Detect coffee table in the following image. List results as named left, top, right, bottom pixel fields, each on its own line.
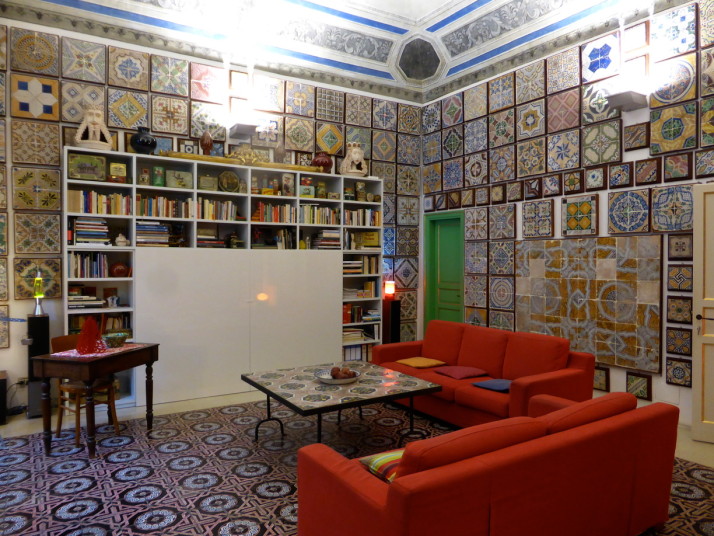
left=240, top=361, right=441, bottom=443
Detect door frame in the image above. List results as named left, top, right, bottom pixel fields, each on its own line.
left=423, top=211, right=465, bottom=329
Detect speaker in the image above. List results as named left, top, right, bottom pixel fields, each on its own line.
left=26, top=314, right=50, bottom=419
left=0, top=370, right=7, bottom=425
left=382, top=299, right=401, bottom=344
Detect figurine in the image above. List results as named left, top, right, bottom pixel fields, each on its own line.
left=75, top=105, right=113, bottom=150
left=340, top=142, right=368, bottom=176
left=115, top=233, right=130, bottom=247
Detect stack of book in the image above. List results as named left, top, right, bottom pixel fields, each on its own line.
left=342, top=328, right=366, bottom=343
left=136, top=220, right=170, bottom=247
left=67, top=295, right=106, bottom=309
left=71, top=218, right=111, bottom=246
left=311, top=229, right=340, bottom=249
left=196, top=224, right=226, bottom=248
left=343, top=260, right=363, bottom=274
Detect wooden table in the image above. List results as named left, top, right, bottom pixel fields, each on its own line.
left=31, top=343, right=159, bottom=458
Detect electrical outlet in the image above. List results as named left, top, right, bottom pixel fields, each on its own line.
left=17, top=377, right=29, bottom=386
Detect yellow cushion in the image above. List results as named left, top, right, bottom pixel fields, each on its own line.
left=396, top=357, right=446, bottom=368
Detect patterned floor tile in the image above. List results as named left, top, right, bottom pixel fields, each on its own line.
left=608, top=190, right=650, bottom=234
left=562, top=195, right=598, bottom=236
left=421, top=102, right=441, bottom=133
left=522, top=199, right=554, bottom=239
left=108, top=88, right=148, bottom=129
left=11, top=28, right=59, bottom=76
left=191, top=101, right=226, bottom=141
left=581, top=120, right=621, bottom=166
left=108, top=46, right=149, bottom=90
left=286, top=81, right=315, bottom=117
left=421, top=163, right=442, bottom=194
left=11, top=167, right=60, bottom=211
left=373, top=99, right=397, bottom=130
left=465, top=152, right=488, bottom=186
left=284, top=117, right=314, bottom=152
left=547, top=130, right=580, bottom=171
left=546, top=47, right=580, bottom=94
left=11, top=120, right=60, bottom=166
left=465, top=241, right=488, bottom=274
left=489, top=276, right=515, bottom=310
left=10, top=74, right=59, bottom=121
left=464, top=118, right=487, bottom=154
left=316, top=87, right=344, bottom=123
left=489, top=109, right=515, bottom=148
left=667, top=296, right=692, bottom=324
left=397, top=134, right=421, bottom=165
left=650, top=102, right=697, bottom=155
left=581, top=82, right=620, bottom=125
left=464, top=83, right=488, bottom=120
left=190, top=63, right=226, bottom=104
left=397, top=103, right=420, bottom=134
left=441, top=94, right=463, bottom=127
left=465, top=207, right=488, bottom=240
left=651, top=184, right=693, bottom=232
left=396, top=196, right=419, bottom=226
left=489, top=205, right=515, bottom=240
left=516, top=99, right=546, bottom=140
left=442, top=126, right=463, bottom=159
left=372, top=130, right=397, bottom=162
left=515, top=60, right=545, bottom=104
left=651, top=4, right=696, bottom=61
left=581, top=31, right=620, bottom=83
left=315, top=122, right=344, bottom=155
left=396, top=227, right=419, bottom=256
left=650, top=53, right=697, bottom=109
left=61, top=81, right=105, bottom=124
left=151, top=55, right=189, bottom=96
left=14, top=213, right=61, bottom=254
left=547, top=88, right=580, bottom=133
left=489, top=145, right=515, bottom=183
left=62, top=37, right=106, bottom=83
left=464, top=275, right=488, bottom=308
left=516, top=138, right=546, bottom=178
left=488, top=73, right=514, bottom=113
left=394, top=258, right=418, bottom=289
left=345, top=93, right=371, bottom=126
left=422, top=131, right=442, bottom=164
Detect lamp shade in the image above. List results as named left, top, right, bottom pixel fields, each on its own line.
left=384, top=280, right=396, bottom=297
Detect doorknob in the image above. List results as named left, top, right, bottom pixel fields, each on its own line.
left=696, top=314, right=714, bottom=321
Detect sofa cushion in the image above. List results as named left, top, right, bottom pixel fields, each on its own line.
left=536, top=392, right=638, bottom=434
left=359, top=448, right=404, bottom=483
left=421, top=320, right=465, bottom=365
left=502, top=332, right=570, bottom=380
left=413, top=370, right=491, bottom=402
left=397, top=417, right=547, bottom=478
left=434, top=365, right=488, bottom=379
left=457, top=325, right=509, bottom=378
left=454, top=384, right=510, bottom=418
left=473, top=379, right=512, bottom=392
left=396, top=357, right=446, bottom=368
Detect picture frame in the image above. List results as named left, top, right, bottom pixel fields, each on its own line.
left=626, top=371, right=652, bottom=401
left=67, top=154, right=106, bottom=181
left=668, top=233, right=694, bottom=260
left=593, top=365, right=610, bottom=392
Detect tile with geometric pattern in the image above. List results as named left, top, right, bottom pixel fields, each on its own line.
left=489, top=310, right=515, bottom=331
left=608, top=190, right=650, bottom=234
left=562, top=195, right=598, bottom=236
left=397, top=289, right=417, bottom=319
left=515, top=60, right=545, bottom=105
left=465, top=152, right=488, bottom=186
left=651, top=184, right=694, bottom=232
left=488, top=205, right=515, bottom=240
left=397, top=134, right=421, bottom=165
left=489, top=276, right=515, bottom=311
left=666, top=296, right=693, bottom=324
left=635, top=158, right=662, bottom=186
left=489, top=108, right=515, bottom=148
left=11, top=120, right=60, bottom=166
left=464, top=83, right=488, bottom=120
left=394, top=257, right=418, bottom=289
left=11, top=167, right=60, bottom=211
left=488, top=73, right=514, bottom=113
left=396, top=196, right=419, bottom=226
left=396, top=227, right=419, bottom=256
left=546, top=47, right=580, bottom=94
left=464, top=117, right=488, bottom=154
left=649, top=53, right=697, bottom=109
left=372, top=130, right=397, bottom=162
left=62, top=37, right=106, bottom=83
left=191, top=102, right=226, bottom=141
left=284, top=117, right=314, bottom=152
left=442, top=126, right=463, bottom=159
left=581, top=31, right=620, bottom=83
left=489, top=145, right=515, bottom=183
left=421, top=163, right=442, bottom=194
left=441, top=93, right=463, bottom=127
left=190, top=63, right=226, bottom=104
left=650, top=102, right=697, bottom=155
left=397, top=103, right=420, bottom=134
left=61, top=81, right=105, bottom=124
left=522, top=199, right=554, bottom=239
left=397, top=165, right=419, bottom=196
left=150, top=55, right=189, bottom=97
left=422, top=131, right=442, bottom=165
left=581, top=82, right=620, bottom=125
left=316, top=87, right=344, bottom=123
left=315, top=122, right=344, bottom=155
left=286, top=81, right=315, bottom=117
left=489, top=241, right=515, bottom=275
left=547, top=130, right=580, bottom=171
left=108, top=46, right=149, bottom=90
left=516, top=138, right=546, bottom=178
left=464, top=275, right=488, bottom=308
left=666, top=327, right=692, bottom=356
left=14, top=213, right=61, bottom=254
left=667, top=264, right=693, bottom=292
left=443, top=158, right=464, bottom=190
left=10, top=74, right=59, bottom=121
left=108, top=88, right=148, bottom=129
left=465, top=241, right=488, bottom=274
left=373, top=99, right=397, bottom=130
left=11, top=28, right=59, bottom=76
left=14, top=257, right=62, bottom=300
left=421, top=102, right=441, bottom=134
left=345, top=93, right=371, bottom=127
left=516, top=99, right=546, bottom=140
left=547, top=88, right=580, bottom=133
left=465, top=207, right=488, bottom=241
left=651, top=4, right=696, bottom=61
left=581, top=119, right=621, bottom=166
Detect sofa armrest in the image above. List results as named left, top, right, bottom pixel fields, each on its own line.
left=372, top=341, right=424, bottom=365
left=509, top=369, right=592, bottom=417
left=527, top=394, right=579, bottom=417
left=298, top=444, right=391, bottom=536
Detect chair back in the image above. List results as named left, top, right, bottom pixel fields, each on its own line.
left=51, top=334, right=80, bottom=353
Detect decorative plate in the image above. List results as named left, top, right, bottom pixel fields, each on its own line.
left=314, top=369, right=361, bottom=385
left=218, top=170, right=239, bottom=192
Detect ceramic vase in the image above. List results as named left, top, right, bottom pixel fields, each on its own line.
left=311, top=151, right=333, bottom=173
left=129, top=127, right=157, bottom=155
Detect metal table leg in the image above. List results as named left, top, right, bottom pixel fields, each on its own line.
left=253, top=395, right=285, bottom=440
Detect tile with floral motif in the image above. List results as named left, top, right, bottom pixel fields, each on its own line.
left=516, top=99, right=545, bottom=140
left=546, top=47, right=579, bottom=94
left=516, top=137, right=546, bottom=178
left=489, top=108, right=515, bottom=148
left=547, top=129, right=580, bottom=171
left=488, top=73, right=514, bottom=113
left=464, top=83, right=488, bottom=120
left=108, top=46, right=149, bottom=90
left=516, top=60, right=545, bottom=104
left=442, top=126, right=463, bottom=159
left=464, top=117, right=488, bottom=154
left=11, top=120, right=60, bottom=166
left=650, top=102, right=697, bottom=155
left=373, top=99, right=397, bottom=130
left=397, top=165, right=419, bottom=196
left=581, top=120, right=621, bottom=166
left=522, top=199, right=554, bottom=239
left=151, top=55, right=189, bottom=97
left=581, top=82, right=620, bottom=125
left=372, top=130, right=397, bottom=162
left=489, top=145, right=515, bottom=183
left=62, top=37, right=106, bottom=83
left=441, top=93, right=463, bottom=127
left=443, top=158, right=464, bottom=190
left=465, top=152, right=488, bottom=186
left=316, top=122, right=344, bottom=155
left=421, top=163, right=442, bottom=194
left=345, top=93, right=371, bottom=126
left=190, top=63, right=226, bottom=103
left=422, top=131, right=442, bottom=164
left=11, top=28, right=59, bottom=76
left=651, top=4, right=696, bottom=62
left=397, top=103, right=420, bottom=134
left=421, top=102, right=441, bottom=133
left=12, top=167, right=60, bottom=211
left=286, top=81, right=315, bottom=117
left=285, top=117, right=314, bottom=152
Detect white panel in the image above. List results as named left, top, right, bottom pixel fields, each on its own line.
left=134, top=248, right=252, bottom=405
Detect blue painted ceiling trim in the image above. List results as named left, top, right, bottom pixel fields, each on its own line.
left=283, top=0, right=409, bottom=35
left=446, top=0, right=618, bottom=77
left=426, top=0, right=495, bottom=33
left=43, top=0, right=227, bottom=40
left=263, top=46, right=396, bottom=79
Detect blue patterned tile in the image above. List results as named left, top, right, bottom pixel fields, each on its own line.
left=465, top=241, right=488, bottom=274
left=651, top=4, right=697, bottom=61
left=372, top=130, right=397, bottom=162
left=443, top=158, right=464, bottom=190
left=522, top=199, right=554, bottom=238
left=422, top=131, right=442, bottom=164
left=489, top=241, right=515, bottom=275
left=373, top=99, right=397, bottom=130
left=465, top=207, right=488, bottom=240
left=422, top=163, right=442, bottom=194
left=651, top=184, right=694, bottom=232
left=383, top=193, right=396, bottom=224
left=489, top=310, right=515, bottom=330
left=397, top=165, right=419, bottom=195
left=442, top=125, right=463, bottom=158
left=465, top=152, right=488, bottom=186
left=397, top=134, right=421, bottom=165
left=285, top=81, right=315, bottom=117
left=489, top=276, right=515, bottom=310
left=608, top=190, right=650, bottom=234
left=382, top=257, right=394, bottom=280
left=421, top=102, right=440, bottom=133
left=383, top=226, right=396, bottom=256
left=547, top=130, right=580, bottom=171
left=581, top=31, right=620, bottom=83
left=489, top=204, right=516, bottom=240
left=465, top=275, right=488, bottom=308
left=150, top=55, right=188, bottom=96
left=346, top=126, right=371, bottom=159
left=395, top=257, right=418, bottom=289
left=489, top=145, right=515, bottom=183
left=488, top=73, right=514, bottom=113
left=464, top=117, right=487, bottom=154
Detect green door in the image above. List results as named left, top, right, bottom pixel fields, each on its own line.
left=424, top=212, right=464, bottom=326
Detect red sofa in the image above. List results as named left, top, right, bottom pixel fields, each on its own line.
left=297, top=393, right=679, bottom=536
left=371, top=320, right=595, bottom=427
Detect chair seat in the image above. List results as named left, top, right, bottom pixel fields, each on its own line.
left=60, top=377, right=113, bottom=394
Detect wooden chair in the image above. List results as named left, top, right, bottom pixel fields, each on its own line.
left=51, top=334, right=120, bottom=446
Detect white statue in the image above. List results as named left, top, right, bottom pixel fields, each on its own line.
left=75, top=105, right=113, bottom=150
left=114, top=233, right=130, bottom=247
left=340, top=142, right=368, bottom=176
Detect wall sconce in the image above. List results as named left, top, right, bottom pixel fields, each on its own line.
left=599, top=74, right=649, bottom=111
left=384, top=280, right=396, bottom=300
left=33, top=269, right=45, bottom=316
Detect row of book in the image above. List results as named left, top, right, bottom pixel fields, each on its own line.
left=344, top=230, right=381, bottom=251
left=196, top=197, right=247, bottom=222
left=343, top=280, right=377, bottom=299
left=67, top=295, right=106, bottom=309
left=299, top=204, right=340, bottom=225
left=251, top=202, right=297, bottom=223
left=342, top=325, right=380, bottom=343
left=342, top=304, right=381, bottom=324
left=135, top=194, right=193, bottom=218
left=67, top=190, right=132, bottom=215
left=68, top=312, right=131, bottom=335
left=251, top=228, right=295, bottom=249
left=68, top=217, right=111, bottom=246
left=343, top=208, right=382, bottom=227
left=310, top=229, right=340, bottom=249
left=343, top=256, right=379, bottom=274
left=342, top=343, right=373, bottom=361
left=67, top=251, right=116, bottom=279
left=136, top=220, right=170, bottom=247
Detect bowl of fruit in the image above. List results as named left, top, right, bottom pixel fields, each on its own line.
left=314, top=366, right=361, bottom=385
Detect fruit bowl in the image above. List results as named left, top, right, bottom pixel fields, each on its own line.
left=314, top=369, right=361, bottom=385
left=102, top=332, right=128, bottom=348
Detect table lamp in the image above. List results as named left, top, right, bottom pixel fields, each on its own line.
left=33, top=269, right=44, bottom=315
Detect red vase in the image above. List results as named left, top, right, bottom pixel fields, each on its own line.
left=76, top=316, right=106, bottom=354
left=311, top=151, right=333, bottom=173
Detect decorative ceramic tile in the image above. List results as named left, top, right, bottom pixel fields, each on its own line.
left=11, top=167, right=60, bottom=211
left=396, top=227, right=419, bottom=256
left=506, top=181, right=523, bottom=203
left=61, top=37, right=106, bottom=83
left=286, top=81, right=315, bottom=117
left=462, top=188, right=475, bottom=207
left=11, top=28, right=59, bottom=76
left=593, top=366, right=610, bottom=391
left=562, top=195, right=598, bottom=236
left=702, top=0, right=714, bottom=48
left=284, top=117, right=314, bottom=152
left=581, top=32, right=620, bottom=83
left=372, top=161, right=395, bottom=182
left=489, top=109, right=515, bottom=148
left=465, top=207, right=488, bottom=240
left=11, top=120, right=60, bottom=166
left=542, top=174, right=562, bottom=197
left=524, top=178, right=541, bottom=199
left=664, top=152, right=692, bottom=181
left=650, top=53, right=697, bottom=109
left=397, top=103, right=420, bottom=134
left=608, top=162, right=633, bottom=189
left=515, top=60, right=545, bottom=104
left=465, top=152, right=488, bottom=186
left=396, top=290, right=417, bottom=321
left=547, top=129, right=580, bottom=171
left=489, top=310, right=515, bottom=331
left=547, top=88, right=580, bottom=133
left=624, top=122, right=650, bottom=151
left=489, top=205, right=516, bottom=240
left=441, top=94, right=463, bottom=127
left=581, top=82, right=619, bottom=125
left=61, top=81, right=105, bottom=124
left=489, top=241, right=515, bottom=275
left=396, top=165, right=419, bottom=195
left=14, top=213, right=61, bottom=254
left=249, top=114, right=282, bottom=148
left=489, top=276, right=515, bottom=311
left=701, top=97, right=714, bottom=148
left=447, top=191, right=462, bottom=209
left=315, top=87, right=344, bottom=123
left=441, top=126, right=463, bottom=159
left=345, top=93, right=371, bottom=127
left=372, top=130, right=397, bottom=162
left=373, top=99, right=397, bottom=130
left=382, top=193, right=396, bottom=224
left=651, top=185, right=694, bottom=232
left=400, top=322, right=417, bottom=342
left=343, top=126, right=369, bottom=159
left=10, top=74, right=59, bottom=121
left=463, top=83, right=488, bottom=120
left=421, top=102, right=441, bottom=133
left=0, top=72, right=5, bottom=116
left=701, top=48, right=714, bottom=97
left=651, top=4, right=697, bottom=62
left=442, top=158, right=464, bottom=190
left=666, top=327, right=692, bottom=356
left=14, top=258, right=62, bottom=300
left=584, top=166, right=607, bottom=191
left=563, top=171, right=584, bottom=194
left=108, top=46, right=149, bottom=90
left=546, top=47, right=580, bottom=94
left=666, top=357, right=692, bottom=387
left=191, top=102, right=226, bottom=141
left=696, top=148, right=714, bottom=178
left=465, top=241, right=488, bottom=274
left=635, top=158, right=662, bottom=185
left=474, top=186, right=490, bottom=206
left=515, top=99, right=546, bottom=140
left=0, top=119, right=6, bottom=162
left=423, top=195, right=435, bottom=212
left=252, top=74, right=284, bottom=113
left=668, top=234, right=693, bottom=260
left=667, top=296, right=693, bottom=324
left=421, top=163, right=442, bottom=194
left=608, top=190, right=650, bottom=234
left=489, top=145, right=515, bottom=183
left=434, top=193, right=447, bottom=210
left=313, top=122, right=343, bottom=156
left=465, top=307, right=488, bottom=326
left=514, top=137, right=545, bottom=178
left=464, top=118, right=487, bottom=154
left=626, top=371, right=652, bottom=401
left=0, top=168, right=6, bottom=210
left=0, top=258, right=7, bottom=301
left=107, top=88, right=148, bottom=129
left=0, top=213, right=5, bottom=254
left=150, top=55, right=189, bottom=97
left=581, top=120, right=621, bottom=166
left=394, top=257, right=418, bottom=289
left=190, top=63, right=226, bottom=104
left=464, top=275, right=488, bottom=308
left=488, top=73, right=514, bottom=113
left=383, top=226, right=396, bottom=256
left=667, top=264, right=693, bottom=292
left=422, top=131, right=442, bottom=164
left=0, top=26, right=6, bottom=70
left=490, top=184, right=506, bottom=205
left=522, top=199, right=554, bottom=239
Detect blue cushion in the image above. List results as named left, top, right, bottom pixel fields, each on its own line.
left=473, top=379, right=512, bottom=392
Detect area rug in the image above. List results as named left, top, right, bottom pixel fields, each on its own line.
left=0, top=401, right=711, bottom=536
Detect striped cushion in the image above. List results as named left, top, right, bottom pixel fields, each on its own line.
left=358, top=448, right=405, bottom=483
